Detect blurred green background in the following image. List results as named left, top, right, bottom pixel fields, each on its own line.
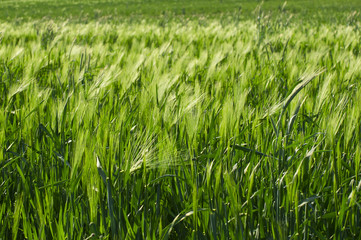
left=1, top=0, right=361, bottom=23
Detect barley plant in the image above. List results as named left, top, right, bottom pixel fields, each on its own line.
left=1, top=1, right=361, bottom=239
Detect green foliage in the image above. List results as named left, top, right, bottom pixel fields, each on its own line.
left=0, top=0, right=361, bottom=24
left=1, top=2, right=361, bottom=239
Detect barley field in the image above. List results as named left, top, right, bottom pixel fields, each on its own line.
left=1, top=1, right=361, bottom=239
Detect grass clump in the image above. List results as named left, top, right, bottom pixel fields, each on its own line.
left=1, top=3, right=361, bottom=239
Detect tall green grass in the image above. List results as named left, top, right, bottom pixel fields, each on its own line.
left=1, top=10, right=361, bottom=239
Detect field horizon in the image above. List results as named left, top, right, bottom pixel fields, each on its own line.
left=1, top=0, right=361, bottom=23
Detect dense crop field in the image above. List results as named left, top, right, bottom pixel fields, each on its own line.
left=1, top=1, right=361, bottom=239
